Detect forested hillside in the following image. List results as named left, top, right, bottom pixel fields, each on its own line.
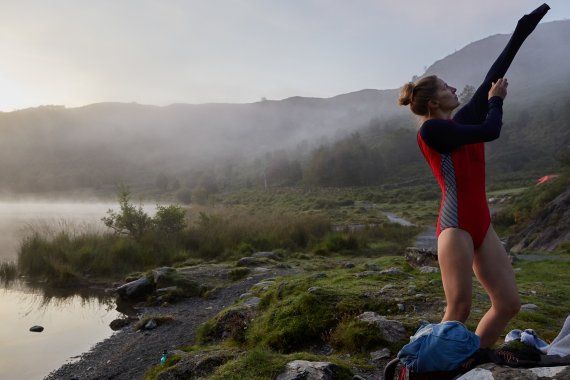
left=1, top=20, right=568, bottom=197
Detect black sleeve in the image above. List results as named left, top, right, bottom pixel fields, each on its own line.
left=453, top=3, right=549, bottom=125
left=420, top=97, right=503, bottom=153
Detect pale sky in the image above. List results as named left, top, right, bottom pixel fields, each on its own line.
left=0, top=0, right=568, bottom=111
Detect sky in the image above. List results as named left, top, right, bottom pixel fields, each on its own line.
left=0, top=0, right=569, bottom=111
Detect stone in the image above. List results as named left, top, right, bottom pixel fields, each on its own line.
left=116, top=277, right=154, bottom=301
left=380, top=268, right=410, bottom=276
left=144, top=319, right=158, bottom=330
left=397, top=304, right=405, bottom=312
left=236, top=257, right=263, bottom=267
left=308, top=287, right=320, bottom=293
left=405, top=247, right=438, bottom=268
left=457, top=363, right=570, bottom=379
left=380, top=284, right=394, bottom=292
left=357, top=312, right=407, bottom=342
left=252, top=251, right=277, bottom=259
left=152, top=267, right=177, bottom=288
left=276, top=360, right=341, bottom=380
left=239, top=292, right=253, bottom=299
left=521, top=303, right=539, bottom=311
left=370, top=348, right=391, bottom=362
left=243, top=297, right=261, bottom=308
left=419, top=266, right=439, bottom=273
left=355, top=271, right=382, bottom=277
left=343, top=262, right=355, bottom=268
left=109, top=317, right=137, bottom=331
left=253, top=281, right=274, bottom=287
left=156, top=349, right=238, bottom=380
left=254, top=267, right=270, bottom=272
left=29, top=325, right=44, bottom=333
left=313, top=272, right=327, bottom=279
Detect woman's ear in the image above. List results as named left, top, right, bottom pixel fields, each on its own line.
left=428, top=99, right=439, bottom=109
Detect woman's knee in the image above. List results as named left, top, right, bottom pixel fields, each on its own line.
left=494, top=296, right=521, bottom=318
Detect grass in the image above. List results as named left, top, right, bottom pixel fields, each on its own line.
left=17, top=201, right=420, bottom=284
left=0, top=261, right=17, bottom=284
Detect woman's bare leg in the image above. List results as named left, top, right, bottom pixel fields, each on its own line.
left=438, top=228, right=475, bottom=322
left=473, top=226, right=521, bottom=348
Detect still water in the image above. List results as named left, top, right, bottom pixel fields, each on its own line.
left=0, top=201, right=155, bottom=380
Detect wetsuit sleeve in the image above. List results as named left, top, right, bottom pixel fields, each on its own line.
left=420, top=96, right=503, bottom=153
left=453, top=3, right=549, bottom=124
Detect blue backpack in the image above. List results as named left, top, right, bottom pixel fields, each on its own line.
left=397, top=321, right=480, bottom=372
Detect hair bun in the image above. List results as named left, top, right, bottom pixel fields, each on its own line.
left=398, top=82, right=415, bottom=106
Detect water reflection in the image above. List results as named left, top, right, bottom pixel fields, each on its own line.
left=0, top=280, right=123, bottom=380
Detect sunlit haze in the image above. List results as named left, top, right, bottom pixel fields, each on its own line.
left=1, top=0, right=569, bottom=111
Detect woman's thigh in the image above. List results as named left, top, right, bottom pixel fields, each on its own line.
left=473, top=226, right=519, bottom=306
left=438, top=228, right=475, bottom=304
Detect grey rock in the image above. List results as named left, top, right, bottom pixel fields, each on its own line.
left=397, top=303, right=405, bottom=312
left=405, top=247, right=438, bottom=268
left=521, top=303, right=539, bottom=311
left=236, top=257, right=263, bottom=267
left=380, top=284, right=395, bottom=292
left=457, top=363, right=570, bottom=379
left=357, top=312, right=407, bottom=343
left=252, top=251, right=277, bottom=259
left=308, top=287, right=320, bottom=293
left=156, top=350, right=238, bottom=380
left=29, top=325, right=44, bottom=333
left=254, top=267, right=270, bottom=272
left=380, top=268, right=409, bottom=276
left=370, top=348, right=391, bottom=362
left=276, top=360, right=341, bottom=380
left=253, top=281, right=274, bottom=287
left=419, top=266, right=439, bottom=273
left=116, top=277, right=154, bottom=301
left=243, top=297, right=261, bottom=308
left=144, top=319, right=158, bottom=330
left=364, top=263, right=381, bottom=271
left=109, top=318, right=137, bottom=331
left=343, top=262, right=355, bottom=268
left=355, top=271, right=382, bottom=277
left=152, top=267, right=176, bottom=288
left=156, top=286, right=178, bottom=294
left=239, top=292, right=253, bottom=299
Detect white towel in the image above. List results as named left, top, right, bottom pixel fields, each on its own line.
left=547, top=316, right=570, bottom=357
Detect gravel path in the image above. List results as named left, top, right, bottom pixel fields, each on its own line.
left=44, top=270, right=291, bottom=380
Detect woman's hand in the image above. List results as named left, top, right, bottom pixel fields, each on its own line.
left=489, top=78, right=508, bottom=99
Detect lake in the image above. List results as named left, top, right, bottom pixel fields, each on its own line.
left=0, top=201, right=155, bottom=380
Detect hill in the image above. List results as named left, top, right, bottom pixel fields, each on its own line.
left=1, top=20, right=569, bottom=195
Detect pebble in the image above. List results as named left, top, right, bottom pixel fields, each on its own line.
left=29, top=325, right=44, bottom=333
left=521, top=303, right=539, bottom=311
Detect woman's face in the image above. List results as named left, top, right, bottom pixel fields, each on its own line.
left=434, top=78, right=459, bottom=111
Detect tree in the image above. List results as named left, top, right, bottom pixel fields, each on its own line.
left=102, top=189, right=152, bottom=240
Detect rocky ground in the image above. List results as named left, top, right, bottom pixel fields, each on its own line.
left=45, top=263, right=297, bottom=380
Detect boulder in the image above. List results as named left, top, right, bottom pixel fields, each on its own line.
left=152, top=267, right=177, bottom=288
left=252, top=251, right=277, bottom=259
left=243, top=297, right=261, bottom=308
left=419, top=266, right=439, bottom=273
left=276, top=360, right=341, bottom=380
left=109, top=317, right=137, bottom=331
left=457, top=363, right=570, bottom=379
left=357, top=312, right=407, bottom=343
left=116, top=277, right=154, bottom=300
left=405, top=247, right=438, bottom=268
left=370, top=348, right=391, bottom=362
left=236, top=257, right=263, bottom=267
left=156, top=350, right=238, bottom=380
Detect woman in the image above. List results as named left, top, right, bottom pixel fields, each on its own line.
left=398, top=4, right=549, bottom=349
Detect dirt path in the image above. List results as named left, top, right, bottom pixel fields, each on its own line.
left=45, top=270, right=292, bottom=380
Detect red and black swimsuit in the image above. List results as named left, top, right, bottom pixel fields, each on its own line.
left=417, top=4, right=549, bottom=248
